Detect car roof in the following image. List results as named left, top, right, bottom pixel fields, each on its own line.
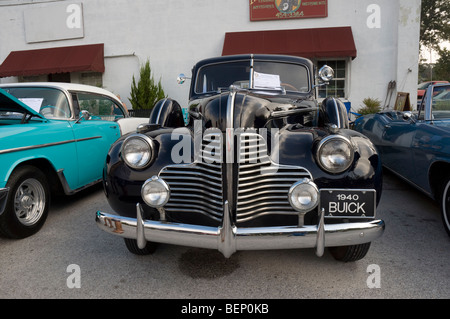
left=0, top=82, right=121, bottom=101
left=193, top=54, right=313, bottom=68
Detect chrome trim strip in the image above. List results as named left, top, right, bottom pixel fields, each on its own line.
left=225, top=91, right=236, bottom=164
left=0, top=136, right=102, bottom=155
left=333, top=98, right=341, bottom=128
left=271, top=108, right=310, bottom=118
left=57, top=169, right=101, bottom=195
left=249, top=54, right=254, bottom=88
left=226, top=92, right=237, bottom=220
left=155, top=98, right=168, bottom=124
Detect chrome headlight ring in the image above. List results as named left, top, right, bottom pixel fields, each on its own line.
left=121, top=134, right=155, bottom=170
left=141, top=176, right=170, bottom=208
left=288, top=179, right=319, bottom=213
left=317, top=135, right=355, bottom=174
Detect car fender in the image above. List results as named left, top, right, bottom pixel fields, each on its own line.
left=0, top=121, right=79, bottom=190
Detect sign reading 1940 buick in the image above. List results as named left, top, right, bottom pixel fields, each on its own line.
left=250, top=0, right=328, bottom=21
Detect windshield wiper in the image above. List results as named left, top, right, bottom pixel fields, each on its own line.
left=21, top=112, right=46, bottom=124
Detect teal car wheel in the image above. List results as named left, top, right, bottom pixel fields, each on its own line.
left=0, top=166, right=49, bottom=239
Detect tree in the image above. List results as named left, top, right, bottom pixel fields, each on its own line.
left=129, top=59, right=166, bottom=110
left=420, top=0, right=450, bottom=50
left=433, top=48, right=450, bottom=80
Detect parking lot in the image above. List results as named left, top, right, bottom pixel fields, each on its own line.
left=0, top=170, right=449, bottom=300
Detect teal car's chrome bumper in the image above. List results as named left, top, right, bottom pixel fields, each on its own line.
left=96, top=202, right=385, bottom=258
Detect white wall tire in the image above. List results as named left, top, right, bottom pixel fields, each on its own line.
left=0, top=166, right=49, bottom=239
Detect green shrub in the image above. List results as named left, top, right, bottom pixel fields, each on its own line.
left=358, top=97, right=382, bottom=115
left=129, top=59, right=166, bottom=110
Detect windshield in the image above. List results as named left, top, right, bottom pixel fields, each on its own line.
left=3, top=87, right=71, bottom=119
left=195, top=60, right=310, bottom=94
left=418, top=82, right=431, bottom=90
left=432, top=85, right=450, bottom=120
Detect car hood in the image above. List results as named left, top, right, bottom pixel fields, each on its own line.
left=0, top=88, right=46, bottom=120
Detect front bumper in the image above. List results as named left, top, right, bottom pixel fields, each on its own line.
left=96, top=201, right=385, bottom=258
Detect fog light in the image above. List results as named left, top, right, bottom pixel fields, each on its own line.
left=288, top=179, right=319, bottom=213
left=141, top=176, right=170, bottom=208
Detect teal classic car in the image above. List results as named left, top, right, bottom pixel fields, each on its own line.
left=0, top=83, right=146, bottom=239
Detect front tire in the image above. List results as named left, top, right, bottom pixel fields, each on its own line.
left=441, top=179, right=450, bottom=237
left=124, top=238, right=158, bottom=255
left=329, top=243, right=371, bottom=262
left=0, top=166, right=50, bottom=239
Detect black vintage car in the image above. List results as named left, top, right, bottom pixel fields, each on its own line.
left=96, top=54, right=385, bottom=262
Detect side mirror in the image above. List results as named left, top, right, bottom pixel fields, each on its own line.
left=177, top=74, right=191, bottom=85
left=76, top=110, right=91, bottom=123
left=402, top=111, right=416, bottom=123
left=81, top=110, right=91, bottom=120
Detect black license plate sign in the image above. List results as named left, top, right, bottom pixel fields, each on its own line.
left=320, top=189, right=376, bottom=218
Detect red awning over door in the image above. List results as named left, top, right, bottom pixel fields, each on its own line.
left=222, top=27, right=357, bottom=59
left=0, top=43, right=105, bottom=78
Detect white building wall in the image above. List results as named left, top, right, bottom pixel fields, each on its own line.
left=0, top=0, right=421, bottom=111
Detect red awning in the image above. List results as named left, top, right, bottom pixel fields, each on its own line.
left=222, top=27, right=357, bottom=59
left=0, top=43, right=105, bottom=78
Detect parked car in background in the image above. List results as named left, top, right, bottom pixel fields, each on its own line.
left=0, top=83, right=147, bottom=238
left=417, top=81, right=449, bottom=105
left=96, top=54, right=385, bottom=262
left=354, top=83, right=450, bottom=236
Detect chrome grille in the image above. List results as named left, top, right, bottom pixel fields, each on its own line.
left=236, top=132, right=312, bottom=223
left=159, top=132, right=223, bottom=222
left=159, top=131, right=312, bottom=224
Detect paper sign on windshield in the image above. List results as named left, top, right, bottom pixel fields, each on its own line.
left=19, top=98, right=44, bottom=112
left=254, top=72, right=281, bottom=89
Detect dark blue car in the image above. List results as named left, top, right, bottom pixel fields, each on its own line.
left=354, top=83, right=450, bottom=236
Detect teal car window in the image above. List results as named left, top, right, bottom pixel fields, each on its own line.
left=4, top=87, right=71, bottom=119
left=77, top=93, right=125, bottom=121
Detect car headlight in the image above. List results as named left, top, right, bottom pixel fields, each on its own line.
left=141, top=176, right=170, bottom=208
left=317, top=135, right=354, bottom=174
left=121, top=134, right=155, bottom=169
left=288, top=179, right=319, bottom=213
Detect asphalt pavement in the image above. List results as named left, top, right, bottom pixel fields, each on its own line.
left=0, top=170, right=449, bottom=300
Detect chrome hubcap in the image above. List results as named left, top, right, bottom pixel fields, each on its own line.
left=14, top=178, right=46, bottom=226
